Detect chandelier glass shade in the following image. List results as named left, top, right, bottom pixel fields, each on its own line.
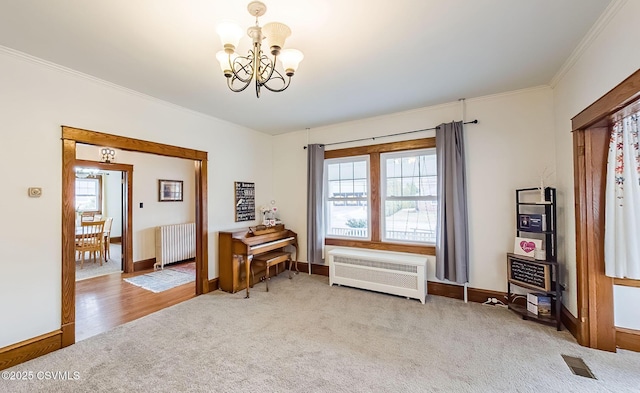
left=216, top=1, right=304, bottom=98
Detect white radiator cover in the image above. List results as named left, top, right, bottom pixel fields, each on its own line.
left=154, top=222, right=196, bottom=269
left=328, top=248, right=427, bottom=304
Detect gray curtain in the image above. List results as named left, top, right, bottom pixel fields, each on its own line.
left=435, top=121, right=469, bottom=284
left=307, top=144, right=325, bottom=265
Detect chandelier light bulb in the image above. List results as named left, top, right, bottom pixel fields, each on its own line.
left=216, top=51, right=237, bottom=77
left=279, top=49, right=304, bottom=76
left=216, top=22, right=243, bottom=53
left=262, top=22, right=291, bottom=56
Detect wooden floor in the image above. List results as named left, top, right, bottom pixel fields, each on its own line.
left=75, top=265, right=195, bottom=342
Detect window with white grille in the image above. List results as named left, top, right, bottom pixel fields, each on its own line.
left=75, top=178, right=101, bottom=212
left=324, top=156, right=370, bottom=239
left=381, top=149, right=437, bottom=244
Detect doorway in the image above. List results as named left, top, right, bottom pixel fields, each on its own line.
left=572, top=69, right=640, bottom=352
left=73, top=160, right=133, bottom=275
left=61, top=126, right=209, bottom=347
left=74, top=168, right=123, bottom=280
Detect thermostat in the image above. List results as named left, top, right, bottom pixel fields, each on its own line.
left=28, top=187, right=42, bottom=198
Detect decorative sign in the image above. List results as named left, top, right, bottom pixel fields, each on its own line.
left=508, top=257, right=551, bottom=292
left=234, top=182, right=255, bottom=222
left=513, top=236, right=542, bottom=257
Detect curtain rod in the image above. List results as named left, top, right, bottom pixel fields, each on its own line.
left=303, top=119, right=478, bottom=149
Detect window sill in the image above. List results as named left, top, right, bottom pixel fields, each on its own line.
left=325, top=238, right=435, bottom=255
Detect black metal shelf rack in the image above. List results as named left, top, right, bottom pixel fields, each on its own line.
left=507, top=187, right=562, bottom=331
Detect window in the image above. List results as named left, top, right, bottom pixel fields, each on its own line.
left=381, top=149, right=437, bottom=243
left=323, top=138, right=437, bottom=254
left=325, top=156, right=370, bottom=239
left=75, top=177, right=101, bottom=212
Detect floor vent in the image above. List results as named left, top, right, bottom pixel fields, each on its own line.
left=561, top=355, right=597, bottom=379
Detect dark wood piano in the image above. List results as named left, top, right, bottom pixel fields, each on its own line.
left=218, top=224, right=298, bottom=298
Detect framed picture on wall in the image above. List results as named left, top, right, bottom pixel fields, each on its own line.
left=158, top=179, right=183, bottom=202
left=235, top=181, right=255, bottom=222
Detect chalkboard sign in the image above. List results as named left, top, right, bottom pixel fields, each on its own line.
left=508, top=257, right=551, bottom=292
left=234, top=182, right=255, bottom=222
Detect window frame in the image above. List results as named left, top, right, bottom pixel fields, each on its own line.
left=75, top=176, right=103, bottom=214
left=324, top=155, right=371, bottom=241
left=324, top=138, right=436, bottom=256
left=380, top=148, right=437, bottom=245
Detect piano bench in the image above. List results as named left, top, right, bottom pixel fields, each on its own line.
left=251, top=251, right=292, bottom=292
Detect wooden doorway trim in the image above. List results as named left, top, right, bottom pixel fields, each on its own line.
left=74, top=159, right=134, bottom=273
left=573, top=126, right=615, bottom=351
left=571, top=68, right=640, bottom=351
left=61, top=126, right=209, bottom=347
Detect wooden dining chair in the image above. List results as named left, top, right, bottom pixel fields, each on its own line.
left=102, top=217, right=113, bottom=262
left=80, top=212, right=95, bottom=222
left=75, top=220, right=105, bottom=269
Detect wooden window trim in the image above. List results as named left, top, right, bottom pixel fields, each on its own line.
left=614, top=278, right=640, bottom=288
left=324, top=138, right=436, bottom=159
left=324, top=138, right=436, bottom=255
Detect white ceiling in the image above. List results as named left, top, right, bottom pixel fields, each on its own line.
left=0, top=0, right=611, bottom=135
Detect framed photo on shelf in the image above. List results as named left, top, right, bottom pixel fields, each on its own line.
left=518, top=213, right=546, bottom=232
left=519, top=214, right=531, bottom=230
left=158, top=179, right=183, bottom=202
left=513, top=236, right=542, bottom=257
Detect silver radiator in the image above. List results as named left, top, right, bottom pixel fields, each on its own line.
left=154, top=222, right=196, bottom=269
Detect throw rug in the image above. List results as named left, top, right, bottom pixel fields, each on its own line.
left=124, top=265, right=195, bottom=293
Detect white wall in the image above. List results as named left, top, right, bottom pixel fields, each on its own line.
left=103, top=170, right=122, bottom=238
left=0, top=48, right=272, bottom=348
left=77, top=146, right=196, bottom=261
left=552, top=0, right=640, bottom=323
left=273, top=86, right=556, bottom=292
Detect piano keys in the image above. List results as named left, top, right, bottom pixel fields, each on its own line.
left=250, top=236, right=295, bottom=251
left=218, top=225, right=298, bottom=297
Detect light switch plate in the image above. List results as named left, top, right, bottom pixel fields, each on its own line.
left=28, top=187, right=42, bottom=198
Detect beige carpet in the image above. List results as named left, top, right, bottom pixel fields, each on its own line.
left=2, top=274, right=639, bottom=392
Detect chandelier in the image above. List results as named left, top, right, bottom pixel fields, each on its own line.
left=215, top=1, right=304, bottom=98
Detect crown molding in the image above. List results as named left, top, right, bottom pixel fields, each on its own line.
left=0, top=45, right=255, bottom=133
left=465, top=85, right=551, bottom=104
left=0, top=45, right=169, bottom=106
left=550, top=0, right=628, bottom=88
